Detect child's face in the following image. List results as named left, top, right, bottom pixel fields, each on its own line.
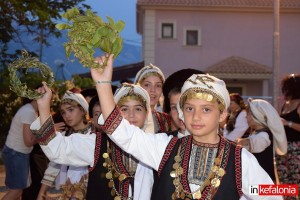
left=246, top=111, right=256, bottom=129
left=60, top=103, right=85, bottom=129
left=140, top=75, right=163, bottom=108
left=119, top=99, right=147, bottom=129
left=229, top=100, right=240, bottom=112
left=92, top=104, right=102, bottom=130
left=182, top=98, right=227, bottom=142
left=169, top=93, right=185, bottom=132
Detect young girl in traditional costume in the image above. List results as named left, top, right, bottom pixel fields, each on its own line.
left=134, top=64, right=172, bottom=133
left=223, top=93, right=249, bottom=141
left=236, top=98, right=287, bottom=182
left=37, top=91, right=91, bottom=200
left=90, top=54, right=281, bottom=200
left=31, top=84, right=155, bottom=200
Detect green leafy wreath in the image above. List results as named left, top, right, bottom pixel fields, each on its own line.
left=56, top=7, right=125, bottom=68
left=8, top=50, right=55, bottom=99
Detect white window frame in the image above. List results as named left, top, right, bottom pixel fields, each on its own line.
left=159, top=21, right=176, bottom=39
left=183, top=27, right=201, bottom=46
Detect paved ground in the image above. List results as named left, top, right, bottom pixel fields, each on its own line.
left=0, top=165, right=6, bottom=198
left=0, top=164, right=63, bottom=199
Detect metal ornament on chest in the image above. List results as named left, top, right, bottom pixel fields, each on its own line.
left=170, top=142, right=226, bottom=199
left=102, top=142, right=135, bottom=200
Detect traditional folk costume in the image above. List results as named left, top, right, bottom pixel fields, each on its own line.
left=31, top=85, right=155, bottom=200
left=239, top=99, right=287, bottom=181
left=223, top=94, right=249, bottom=141
left=99, top=74, right=281, bottom=200
left=134, top=63, right=172, bottom=133
left=39, top=91, right=90, bottom=200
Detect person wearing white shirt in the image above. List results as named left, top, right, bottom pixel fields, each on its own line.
left=236, top=98, right=287, bottom=182
left=223, top=93, right=249, bottom=141
left=31, top=84, right=155, bottom=200
left=32, top=55, right=282, bottom=200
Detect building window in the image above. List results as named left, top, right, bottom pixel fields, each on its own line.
left=184, top=28, right=201, bottom=46
left=161, top=23, right=174, bottom=39
left=186, top=30, right=198, bottom=45
left=227, top=86, right=243, bottom=95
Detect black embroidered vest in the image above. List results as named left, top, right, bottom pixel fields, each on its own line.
left=151, top=136, right=242, bottom=200
left=86, top=133, right=112, bottom=200
left=87, top=132, right=135, bottom=200
left=252, top=129, right=275, bottom=181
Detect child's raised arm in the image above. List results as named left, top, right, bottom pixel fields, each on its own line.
left=91, top=54, right=115, bottom=121
left=36, top=81, right=53, bottom=124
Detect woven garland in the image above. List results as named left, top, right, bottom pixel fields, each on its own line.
left=56, top=7, right=125, bottom=68
left=8, top=50, right=54, bottom=99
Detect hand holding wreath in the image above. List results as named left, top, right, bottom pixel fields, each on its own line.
left=56, top=7, right=125, bottom=68
left=8, top=50, right=55, bottom=99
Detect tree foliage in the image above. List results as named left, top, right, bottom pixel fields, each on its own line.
left=0, top=0, right=91, bottom=67
left=0, top=1, right=97, bottom=148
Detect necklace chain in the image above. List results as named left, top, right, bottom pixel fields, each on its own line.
left=171, top=141, right=226, bottom=199
left=102, top=142, right=134, bottom=200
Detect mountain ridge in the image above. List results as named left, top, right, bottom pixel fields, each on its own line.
left=9, top=32, right=142, bottom=80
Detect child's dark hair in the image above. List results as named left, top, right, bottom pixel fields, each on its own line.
left=81, top=88, right=97, bottom=99
left=168, top=87, right=181, bottom=99
left=229, top=93, right=246, bottom=109
left=163, top=68, right=204, bottom=113
left=88, top=95, right=100, bottom=118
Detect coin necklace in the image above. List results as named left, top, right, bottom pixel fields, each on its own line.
left=102, top=142, right=134, bottom=200
left=170, top=143, right=226, bottom=199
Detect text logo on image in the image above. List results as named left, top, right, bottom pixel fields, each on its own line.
left=249, top=184, right=298, bottom=196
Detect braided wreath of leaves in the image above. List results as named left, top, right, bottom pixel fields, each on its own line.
left=56, top=7, right=125, bottom=69
left=8, top=50, right=55, bottom=99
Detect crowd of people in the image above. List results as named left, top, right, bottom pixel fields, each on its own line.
left=1, top=55, right=299, bottom=199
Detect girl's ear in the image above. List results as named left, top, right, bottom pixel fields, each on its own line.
left=219, top=109, right=228, bottom=123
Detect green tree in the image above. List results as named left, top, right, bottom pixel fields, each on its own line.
left=0, top=0, right=91, bottom=68
left=0, top=0, right=94, bottom=148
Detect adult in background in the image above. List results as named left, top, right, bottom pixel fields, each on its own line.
left=1, top=98, right=38, bottom=200
left=276, top=73, right=300, bottom=199
left=223, top=93, right=249, bottom=141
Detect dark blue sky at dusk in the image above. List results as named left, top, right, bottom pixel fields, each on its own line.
left=85, top=0, right=141, bottom=46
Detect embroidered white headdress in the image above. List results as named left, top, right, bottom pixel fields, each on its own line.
left=177, top=74, right=230, bottom=122
left=248, top=98, right=287, bottom=155
left=134, top=63, right=165, bottom=84
left=114, top=83, right=154, bottom=133
left=62, top=91, right=89, bottom=113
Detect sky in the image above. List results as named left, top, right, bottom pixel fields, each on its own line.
left=85, top=0, right=141, bottom=46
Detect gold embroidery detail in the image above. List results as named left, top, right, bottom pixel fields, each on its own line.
left=171, top=144, right=226, bottom=199
left=187, top=75, right=215, bottom=89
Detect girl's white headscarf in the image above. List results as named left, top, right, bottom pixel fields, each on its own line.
left=134, top=63, right=165, bottom=84
left=177, top=74, right=230, bottom=122
left=247, top=98, right=287, bottom=155
left=114, top=83, right=154, bottom=133
left=62, top=91, right=89, bottom=113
